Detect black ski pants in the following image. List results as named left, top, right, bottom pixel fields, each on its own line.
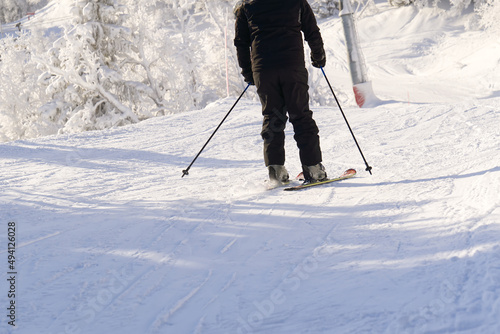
left=254, top=67, right=322, bottom=167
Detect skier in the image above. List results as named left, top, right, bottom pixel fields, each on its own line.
left=234, top=0, right=327, bottom=184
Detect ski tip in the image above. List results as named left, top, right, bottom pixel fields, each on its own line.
left=343, top=168, right=357, bottom=176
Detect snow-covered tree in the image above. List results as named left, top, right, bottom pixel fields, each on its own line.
left=0, top=0, right=28, bottom=24
left=310, top=0, right=340, bottom=18
left=0, top=30, right=50, bottom=141
left=118, top=0, right=190, bottom=115
left=476, top=0, right=499, bottom=30
left=121, top=0, right=240, bottom=114
left=37, top=0, right=140, bottom=134
left=163, top=0, right=209, bottom=109
left=202, top=0, right=248, bottom=95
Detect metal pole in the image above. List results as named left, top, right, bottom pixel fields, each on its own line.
left=339, top=0, right=368, bottom=86
left=339, top=0, right=379, bottom=108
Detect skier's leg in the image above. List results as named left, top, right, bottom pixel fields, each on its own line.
left=280, top=67, right=322, bottom=166
left=254, top=70, right=288, bottom=166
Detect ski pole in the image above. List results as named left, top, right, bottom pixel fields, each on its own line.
left=182, top=83, right=251, bottom=177
left=320, top=67, right=373, bottom=175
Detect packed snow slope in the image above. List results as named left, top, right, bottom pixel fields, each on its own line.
left=1, top=2, right=500, bottom=334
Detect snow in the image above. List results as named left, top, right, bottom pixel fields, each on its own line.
left=1, top=1, right=500, bottom=334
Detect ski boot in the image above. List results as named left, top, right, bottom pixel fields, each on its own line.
left=268, top=165, right=290, bottom=185
left=302, top=163, right=327, bottom=183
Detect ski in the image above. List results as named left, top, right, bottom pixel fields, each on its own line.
left=283, top=168, right=356, bottom=191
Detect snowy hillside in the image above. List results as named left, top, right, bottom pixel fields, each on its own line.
left=1, top=1, right=500, bottom=334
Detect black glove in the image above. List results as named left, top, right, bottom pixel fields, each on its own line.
left=242, top=69, right=254, bottom=85
left=311, top=49, right=326, bottom=68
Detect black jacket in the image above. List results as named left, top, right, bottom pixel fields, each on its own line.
left=234, top=0, right=325, bottom=75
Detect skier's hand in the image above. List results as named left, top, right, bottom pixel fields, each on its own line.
left=311, top=50, right=326, bottom=68
left=243, top=70, right=254, bottom=85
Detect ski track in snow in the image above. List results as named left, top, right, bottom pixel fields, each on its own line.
left=1, top=97, right=498, bottom=334
left=1, top=1, right=500, bottom=334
